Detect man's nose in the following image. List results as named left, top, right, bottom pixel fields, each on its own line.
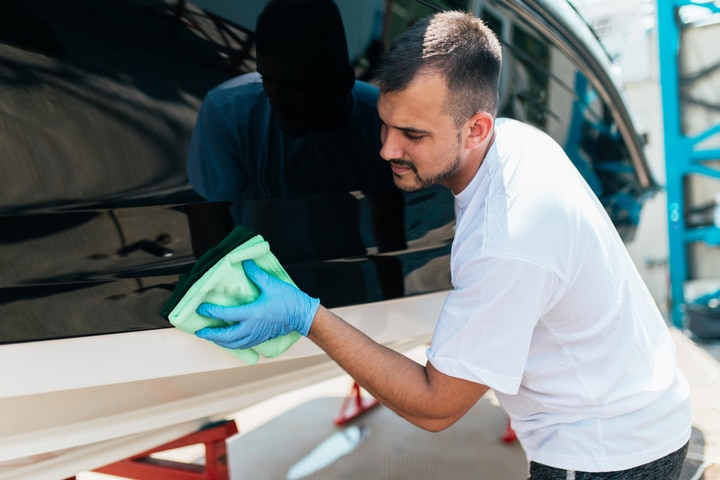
left=380, top=129, right=403, bottom=161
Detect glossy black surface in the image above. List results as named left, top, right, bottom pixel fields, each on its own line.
left=0, top=0, right=656, bottom=342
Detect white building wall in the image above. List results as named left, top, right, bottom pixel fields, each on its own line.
left=573, top=0, right=670, bottom=311
left=574, top=0, right=720, bottom=315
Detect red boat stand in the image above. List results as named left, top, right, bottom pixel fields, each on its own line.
left=334, top=381, right=379, bottom=425
left=501, top=417, right=517, bottom=444
left=67, top=419, right=238, bottom=480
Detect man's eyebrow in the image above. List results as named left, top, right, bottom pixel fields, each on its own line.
left=398, top=126, right=431, bottom=135
left=381, top=121, right=431, bottom=135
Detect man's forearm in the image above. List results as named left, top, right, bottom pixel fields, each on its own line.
left=306, top=305, right=488, bottom=431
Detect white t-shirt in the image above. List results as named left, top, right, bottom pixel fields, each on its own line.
left=427, top=118, right=691, bottom=472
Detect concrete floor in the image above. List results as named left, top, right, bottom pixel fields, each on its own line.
left=674, top=330, right=720, bottom=480
left=78, top=328, right=720, bottom=480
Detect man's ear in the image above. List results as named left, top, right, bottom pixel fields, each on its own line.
left=465, top=112, right=494, bottom=150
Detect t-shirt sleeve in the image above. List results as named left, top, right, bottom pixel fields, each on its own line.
left=186, top=95, right=246, bottom=201
left=427, top=254, right=562, bottom=394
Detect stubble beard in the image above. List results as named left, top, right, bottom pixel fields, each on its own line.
left=391, top=132, right=463, bottom=192
left=390, top=154, right=461, bottom=192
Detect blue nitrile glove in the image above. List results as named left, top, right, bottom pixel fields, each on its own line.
left=195, top=259, right=320, bottom=349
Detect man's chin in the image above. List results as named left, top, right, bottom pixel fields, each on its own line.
left=392, top=175, right=424, bottom=193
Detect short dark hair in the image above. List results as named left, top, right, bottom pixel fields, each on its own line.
left=255, top=0, right=350, bottom=68
left=376, top=11, right=502, bottom=127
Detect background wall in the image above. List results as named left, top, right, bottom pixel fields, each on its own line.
left=573, top=0, right=720, bottom=317
left=572, top=0, right=670, bottom=313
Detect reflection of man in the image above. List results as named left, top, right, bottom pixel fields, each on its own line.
left=186, top=0, right=394, bottom=212
left=186, top=0, right=405, bottom=300
left=195, top=11, right=691, bottom=479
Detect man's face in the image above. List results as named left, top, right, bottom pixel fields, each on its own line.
left=257, top=54, right=343, bottom=136
left=377, top=72, right=467, bottom=193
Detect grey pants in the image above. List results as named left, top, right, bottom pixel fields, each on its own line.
left=528, top=442, right=689, bottom=480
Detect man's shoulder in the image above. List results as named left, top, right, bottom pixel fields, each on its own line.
left=206, top=72, right=265, bottom=105
left=495, top=117, right=553, bottom=142
left=352, top=80, right=380, bottom=105
left=496, top=117, right=538, bottom=134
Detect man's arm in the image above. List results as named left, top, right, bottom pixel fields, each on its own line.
left=308, top=305, right=489, bottom=432
left=194, top=260, right=488, bottom=431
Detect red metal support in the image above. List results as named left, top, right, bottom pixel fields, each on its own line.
left=501, top=417, right=517, bottom=444
left=334, top=381, right=379, bottom=425
left=74, top=419, right=238, bottom=480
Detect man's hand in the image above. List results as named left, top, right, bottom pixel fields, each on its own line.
left=195, top=259, right=320, bottom=349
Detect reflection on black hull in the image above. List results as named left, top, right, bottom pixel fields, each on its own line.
left=1, top=0, right=654, bottom=345
left=0, top=186, right=454, bottom=342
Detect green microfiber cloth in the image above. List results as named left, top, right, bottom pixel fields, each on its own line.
left=162, top=225, right=301, bottom=365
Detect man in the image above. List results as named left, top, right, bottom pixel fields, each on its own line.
left=194, top=10, right=692, bottom=479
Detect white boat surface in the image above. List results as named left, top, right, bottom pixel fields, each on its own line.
left=0, top=292, right=444, bottom=480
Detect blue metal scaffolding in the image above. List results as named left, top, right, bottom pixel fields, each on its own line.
left=657, top=0, right=720, bottom=327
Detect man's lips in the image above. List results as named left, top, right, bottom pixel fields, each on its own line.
left=390, top=162, right=413, bottom=175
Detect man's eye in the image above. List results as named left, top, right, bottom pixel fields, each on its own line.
left=404, top=132, right=424, bottom=142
